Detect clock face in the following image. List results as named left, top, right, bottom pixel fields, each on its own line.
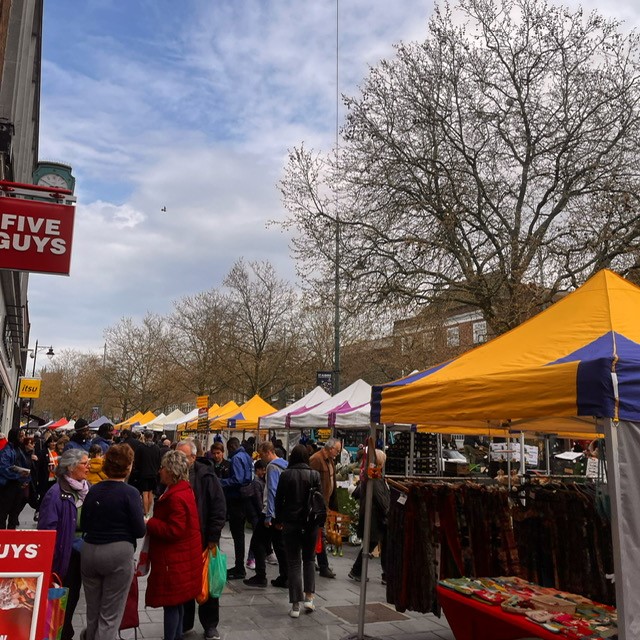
left=37, top=173, right=69, bottom=189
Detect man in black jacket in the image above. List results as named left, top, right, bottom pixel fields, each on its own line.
left=177, top=439, right=226, bottom=640
left=134, top=431, right=161, bottom=516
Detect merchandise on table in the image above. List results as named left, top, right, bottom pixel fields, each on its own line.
left=438, top=576, right=617, bottom=639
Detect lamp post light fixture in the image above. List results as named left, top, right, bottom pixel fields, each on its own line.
left=28, top=339, right=55, bottom=377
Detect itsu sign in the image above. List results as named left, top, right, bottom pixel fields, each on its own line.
left=0, top=192, right=75, bottom=275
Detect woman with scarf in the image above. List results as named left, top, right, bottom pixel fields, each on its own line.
left=38, top=448, right=90, bottom=640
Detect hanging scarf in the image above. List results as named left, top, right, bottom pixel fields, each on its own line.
left=60, top=475, right=89, bottom=506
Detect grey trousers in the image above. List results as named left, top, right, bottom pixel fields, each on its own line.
left=81, top=540, right=135, bottom=640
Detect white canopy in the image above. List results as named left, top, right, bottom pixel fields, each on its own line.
left=171, top=408, right=199, bottom=428
left=140, top=412, right=169, bottom=432
left=288, top=379, right=372, bottom=429
left=259, top=386, right=331, bottom=430
left=161, top=408, right=187, bottom=430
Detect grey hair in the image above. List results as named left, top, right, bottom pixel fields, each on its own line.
left=161, top=449, right=189, bottom=484
left=324, top=437, right=340, bottom=450
left=56, top=449, right=88, bottom=478
left=176, top=439, right=197, bottom=456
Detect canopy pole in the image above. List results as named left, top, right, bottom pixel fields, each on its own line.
left=519, top=432, right=525, bottom=478
left=507, top=437, right=512, bottom=492
left=603, top=418, right=626, bottom=639
left=409, top=429, right=415, bottom=477
left=342, top=425, right=381, bottom=640
left=545, top=435, right=551, bottom=474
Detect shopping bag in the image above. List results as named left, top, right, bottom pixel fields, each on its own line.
left=208, top=545, right=227, bottom=599
left=135, top=534, right=150, bottom=577
left=119, top=571, right=139, bottom=630
left=196, top=548, right=211, bottom=604
left=43, top=574, right=69, bottom=640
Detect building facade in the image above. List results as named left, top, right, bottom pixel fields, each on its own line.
left=0, top=0, right=44, bottom=430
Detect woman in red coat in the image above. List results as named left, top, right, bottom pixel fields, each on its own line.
left=146, top=449, right=202, bottom=640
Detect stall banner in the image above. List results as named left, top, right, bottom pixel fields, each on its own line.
left=18, top=378, right=42, bottom=399
left=0, top=529, right=56, bottom=640
left=0, top=198, right=75, bottom=275
left=197, top=395, right=209, bottom=431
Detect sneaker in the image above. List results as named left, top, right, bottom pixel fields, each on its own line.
left=271, top=576, right=288, bottom=588
left=245, top=558, right=256, bottom=570
left=204, top=628, right=220, bottom=640
left=265, top=552, right=278, bottom=565
left=319, top=567, right=336, bottom=579
left=303, top=598, right=315, bottom=612
left=226, top=568, right=246, bottom=580
left=243, top=575, right=267, bottom=588
left=289, top=603, right=300, bottom=618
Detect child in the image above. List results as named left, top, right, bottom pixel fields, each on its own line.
left=86, top=443, right=107, bottom=484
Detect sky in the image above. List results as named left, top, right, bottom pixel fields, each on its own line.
left=28, top=0, right=640, bottom=355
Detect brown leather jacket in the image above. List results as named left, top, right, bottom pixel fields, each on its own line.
left=309, top=448, right=335, bottom=505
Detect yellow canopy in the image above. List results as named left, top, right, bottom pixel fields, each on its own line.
left=210, top=395, right=277, bottom=431
left=373, top=270, right=640, bottom=435
left=113, top=411, right=145, bottom=429
left=140, top=411, right=156, bottom=425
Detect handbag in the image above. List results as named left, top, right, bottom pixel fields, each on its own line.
left=196, top=548, right=211, bottom=604
left=208, top=545, right=227, bottom=599
left=135, top=534, right=150, bottom=577
left=43, top=573, right=69, bottom=640
left=119, top=572, right=140, bottom=631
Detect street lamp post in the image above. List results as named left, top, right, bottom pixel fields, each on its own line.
left=29, top=339, right=55, bottom=377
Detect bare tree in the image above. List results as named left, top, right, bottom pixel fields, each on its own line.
left=280, top=0, right=640, bottom=334
left=221, top=259, right=303, bottom=398
left=38, top=350, right=103, bottom=419
left=103, top=314, right=171, bottom=419
left=167, top=290, right=229, bottom=397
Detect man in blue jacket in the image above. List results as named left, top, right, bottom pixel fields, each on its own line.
left=221, top=437, right=253, bottom=579
left=0, top=428, right=31, bottom=528
left=243, top=440, right=288, bottom=588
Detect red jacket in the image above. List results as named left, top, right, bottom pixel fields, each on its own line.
left=145, top=480, right=202, bottom=607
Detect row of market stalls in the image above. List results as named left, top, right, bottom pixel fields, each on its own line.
left=32, top=268, right=638, bottom=635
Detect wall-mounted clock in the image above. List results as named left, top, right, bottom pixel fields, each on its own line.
left=32, top=161, right=76, bottom=193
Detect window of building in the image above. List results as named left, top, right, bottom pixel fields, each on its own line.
left=473, top=321, right=487, bottom=344
left=447, top=326, right=460, bottom=347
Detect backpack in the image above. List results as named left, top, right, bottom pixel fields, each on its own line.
left=306, top=471, right=327, bottom=529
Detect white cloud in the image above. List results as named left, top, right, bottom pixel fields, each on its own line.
left=28, top=0, right=640, bottom=351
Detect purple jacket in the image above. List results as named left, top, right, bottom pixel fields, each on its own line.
left=38, top=482, right=80, bottom=578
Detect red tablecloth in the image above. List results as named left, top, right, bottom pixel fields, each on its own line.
left=437, top=585, right=561, bottom=640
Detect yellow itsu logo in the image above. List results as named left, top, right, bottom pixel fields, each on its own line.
left=18, top=378, right=41, bottom=398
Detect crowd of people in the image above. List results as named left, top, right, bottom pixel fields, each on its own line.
left=0, top=421, right=390, bottom=640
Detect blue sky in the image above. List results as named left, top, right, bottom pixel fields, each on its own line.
left=28, top=0, right=640, bottom=354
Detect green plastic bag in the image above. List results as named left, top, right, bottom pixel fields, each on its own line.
left=208, top=545, right=227, bottom=599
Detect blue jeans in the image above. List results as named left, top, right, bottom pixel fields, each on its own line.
left=164, top=604, right=184, bottom=640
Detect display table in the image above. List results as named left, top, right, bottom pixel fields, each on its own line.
left=437, top=585, right=561, bottom=640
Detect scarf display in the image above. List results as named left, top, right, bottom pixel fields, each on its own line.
left=385, top=479, right=614, bottom=615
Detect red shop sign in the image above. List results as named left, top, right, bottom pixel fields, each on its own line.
left=0, top=197, right=75, bottom=275
left=0, top=529, right=56, bottom=640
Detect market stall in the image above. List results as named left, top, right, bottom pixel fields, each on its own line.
left=371, top=269, right=640, bottom=638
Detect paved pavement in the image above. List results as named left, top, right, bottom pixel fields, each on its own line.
left=19, top=506, right=454, bottom=640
